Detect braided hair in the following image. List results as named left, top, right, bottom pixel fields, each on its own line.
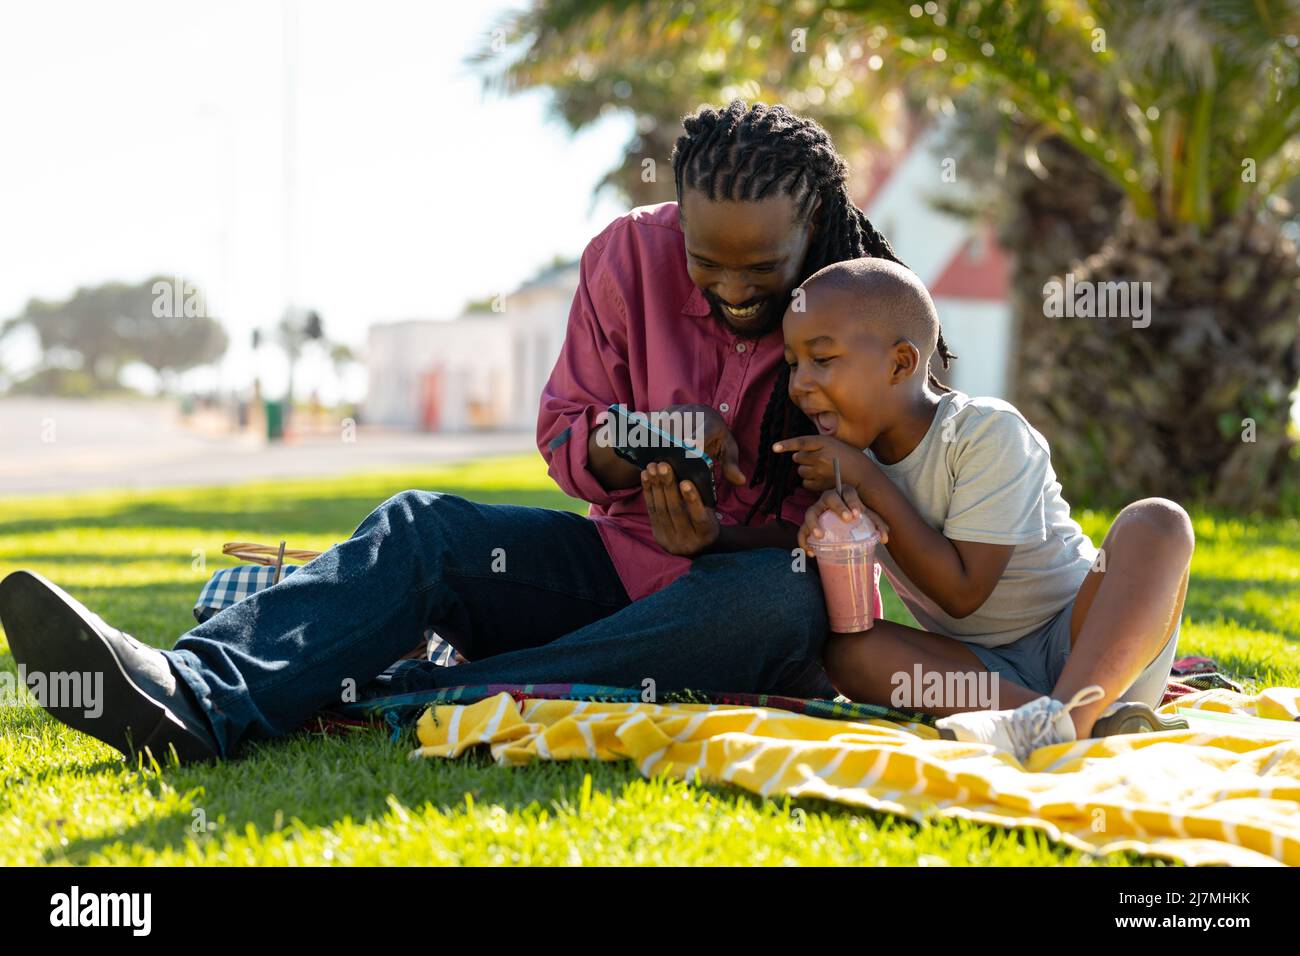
left=671, top=100, right=957, bottom=525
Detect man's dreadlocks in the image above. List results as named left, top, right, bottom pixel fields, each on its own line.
left=670, top=99, right=957, bottom=524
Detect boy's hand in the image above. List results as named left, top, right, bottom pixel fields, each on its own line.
left=642, top=461, right=720, bottom=556
left=772, top=435, right=869, bottom=493
left=798, top=486, right=890, bottom=557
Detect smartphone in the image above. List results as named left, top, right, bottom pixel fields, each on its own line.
left=605, top=403, right=717, bottom=508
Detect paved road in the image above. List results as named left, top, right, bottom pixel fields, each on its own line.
left=0, top=398, right=536, bottom=496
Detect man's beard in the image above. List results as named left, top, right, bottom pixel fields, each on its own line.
left=702, top=289, right=788, bottom=339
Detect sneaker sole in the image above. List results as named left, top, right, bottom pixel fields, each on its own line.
left=1091, top=700, right=1188, bottom=737
left=0, top=570, right=217, bottom=764
left=936, top=703, right=1189, bottom=743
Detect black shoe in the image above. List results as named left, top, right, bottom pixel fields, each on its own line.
left=0, top=570, right=220, bottom=764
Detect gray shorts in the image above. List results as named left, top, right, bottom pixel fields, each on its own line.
left=965, top=597, right=1179, bottom=710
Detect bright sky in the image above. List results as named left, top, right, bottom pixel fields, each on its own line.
left=0, top=0, right=632, bottom=401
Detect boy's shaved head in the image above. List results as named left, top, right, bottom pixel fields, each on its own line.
left=801, top=257, right=939, bottom=363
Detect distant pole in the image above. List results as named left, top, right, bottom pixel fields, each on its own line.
left=282, top=0, right=299, bottom=418
left=197, top=102, right=235, bottom=395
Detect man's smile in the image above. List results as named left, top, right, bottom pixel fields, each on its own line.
left=706, top=292, right=784, bottom=336
left=720, top=299, right=762, bottom=321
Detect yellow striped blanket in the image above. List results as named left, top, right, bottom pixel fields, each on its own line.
left=410, top=686, right=1300, bottom=866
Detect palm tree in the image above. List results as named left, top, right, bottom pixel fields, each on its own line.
left=477, top=0, right=1300, bottom=509
left=470, top=1, right=901, bottom=206
left=480, top=1, right=1300, bottom=509
left=859, top=0, right=1300, bottom=509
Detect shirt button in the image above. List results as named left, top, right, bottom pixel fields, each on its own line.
left=714, top=512, right=723, bottom=521
left=736, top=342, right=746, bottom=353
left=719, top=402, right=729, bottom=413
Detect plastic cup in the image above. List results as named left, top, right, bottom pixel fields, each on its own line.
left=815, top=509, right=880, bottom=632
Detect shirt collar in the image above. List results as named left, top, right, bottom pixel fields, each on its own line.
left=681, top=284, right=712, bottom=319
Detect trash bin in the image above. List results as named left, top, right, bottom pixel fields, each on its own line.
left=264, top=399, right=284, bottom=441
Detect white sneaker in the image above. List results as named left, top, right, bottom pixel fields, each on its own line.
left=934, top=685, right=1105, bottom=764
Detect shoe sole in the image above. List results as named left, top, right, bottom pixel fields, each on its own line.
left=0, top=570, right=218, bottom=764
left=935, top=702, right=1189, bottom=743
left=1092, top=701, right=1188, bottom=737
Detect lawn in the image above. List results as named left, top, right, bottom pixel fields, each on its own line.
left=1, top=453, right=1297, bottom=866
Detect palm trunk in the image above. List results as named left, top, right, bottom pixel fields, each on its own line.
left=1000, top=136, right=1300, bottom=510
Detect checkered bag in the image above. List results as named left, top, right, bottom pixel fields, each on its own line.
left=192, top=561, right=459, bottom=667
left=193, top=564, right=303, bottom=623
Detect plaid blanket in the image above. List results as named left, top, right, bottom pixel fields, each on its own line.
left=194, top=564, right=458, bottom=666
left=332, top=683, right=934, bottom=737
left=1162, top=655, right=1244, bottom=704
left=323, top=655, right=1247, bottom=738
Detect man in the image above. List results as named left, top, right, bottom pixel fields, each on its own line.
left=0, top=101, right=906, bottom=763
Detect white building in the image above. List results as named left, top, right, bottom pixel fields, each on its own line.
left=505, top=262, right=581, bottom=429
left=366, top=120, right=1012, bottom=430
left=365, top=314, right=512, bottom=430
left=365, top=261, right=577, bottom=431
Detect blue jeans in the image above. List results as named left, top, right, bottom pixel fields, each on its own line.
left=166, top=490, right=836, bottom=757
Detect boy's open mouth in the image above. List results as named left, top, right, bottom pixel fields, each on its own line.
left=809, top=410, right=838, bottom=436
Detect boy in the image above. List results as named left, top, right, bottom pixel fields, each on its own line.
left=770, top=258, right=1193, bottom=763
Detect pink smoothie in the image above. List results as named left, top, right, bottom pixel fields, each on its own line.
left=815, top=511, right=879, bottom=632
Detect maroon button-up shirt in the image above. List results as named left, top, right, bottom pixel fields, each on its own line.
left=537, top=201, right=817, bottom=601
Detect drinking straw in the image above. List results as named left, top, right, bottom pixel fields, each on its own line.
left=834, top=456, right=842, bottom=498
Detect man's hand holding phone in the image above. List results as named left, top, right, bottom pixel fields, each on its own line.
left=606, top=402, right=748, bottom=557
left=641, top=460, right=720, bottom=556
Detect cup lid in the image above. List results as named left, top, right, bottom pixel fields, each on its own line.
left=817, top=509, right=880, bottom=545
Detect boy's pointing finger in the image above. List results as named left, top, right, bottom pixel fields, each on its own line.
left=772, top=436, right=818, bottom=454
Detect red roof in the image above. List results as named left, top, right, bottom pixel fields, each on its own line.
left=852, top=113, right=1010, bottom=303
left=929, top=226, right=1009, bottom=301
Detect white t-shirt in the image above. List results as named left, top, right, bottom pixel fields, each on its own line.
left=865, top=390, right=1098, bottom=648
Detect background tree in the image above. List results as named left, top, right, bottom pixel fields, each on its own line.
left=275, top=308, right=324, bottom=413
left=853, top=0, right=1300, bottom=509
left=127, top=275, right=229, bottom=392
left=1, top=276, right=229, bottom=395
left=476, top=0, right=1300, bottom=510
left=328, top=341, right=356, bottom=382
left=471, top=1, right=901, bottom=206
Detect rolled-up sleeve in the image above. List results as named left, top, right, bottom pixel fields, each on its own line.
left=537, top=236, right=640, bottom=507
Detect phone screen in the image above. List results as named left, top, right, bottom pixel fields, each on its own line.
left=605, top=404, right=718, bottom=508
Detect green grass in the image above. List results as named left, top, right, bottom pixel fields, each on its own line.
left=1, top=454, right=1297, bottom=866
